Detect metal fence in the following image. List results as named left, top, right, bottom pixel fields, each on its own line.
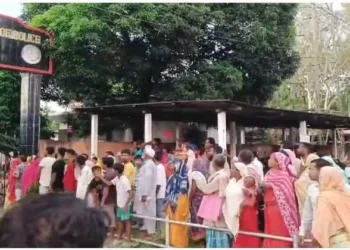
left=131, top=214, right=312, bottom=248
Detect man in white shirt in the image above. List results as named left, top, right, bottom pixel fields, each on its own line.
left=135, top=146, right=157, bottom=237
left=39, top=146, right=56, bottom=194
left=76, top=155, right=93, bottom=200
left=299, top=158, right=350, bottom=245
left=154, top=150, right=166, bottom=236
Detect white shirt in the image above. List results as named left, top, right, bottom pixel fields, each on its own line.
left=76, top=165, right=94, bottom=200
left=112, top=175, right=131, bottom=208
left=299, top=181, right=350, bottom=236
left=156, top=163, right=166, bottom=199
left=252, top=158, right=264, bottom=182
left=299, top=182, right=319, bottom=237
left=39, top=156, right=56, bottom=186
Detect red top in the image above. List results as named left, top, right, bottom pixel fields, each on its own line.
left=63, top=163, right=77, bottom=192
left=8, top=158, right=21, bottom=203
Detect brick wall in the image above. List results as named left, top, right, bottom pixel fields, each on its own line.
left=39, top=140, right=133, bottom=157
left=39, top=140, right=340, bottom=158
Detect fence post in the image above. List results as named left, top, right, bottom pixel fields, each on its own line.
left=292, top=234, right=299, bottom=248
left=165, top=215, right=170, bottom=247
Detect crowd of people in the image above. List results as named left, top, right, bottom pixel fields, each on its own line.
left=1, top=137, right=350, bottom=248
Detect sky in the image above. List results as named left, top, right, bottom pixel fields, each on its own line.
left=0, top=2, right=66, bottom=114
left=0, top=2, right=23, bottom=18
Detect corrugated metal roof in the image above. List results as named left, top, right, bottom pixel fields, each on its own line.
left=75, top=100, right=350, bottom=129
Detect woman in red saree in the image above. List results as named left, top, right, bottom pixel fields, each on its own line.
left=4, top=155, right=21, bottom=210
left=263, top=152, right=299, bottom=248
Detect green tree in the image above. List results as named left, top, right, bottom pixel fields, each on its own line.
left=25, top=3, right=299, bottom=106
left=22, top=3, right=299, bottom=137
left=0, top=71, right=55, bottom=140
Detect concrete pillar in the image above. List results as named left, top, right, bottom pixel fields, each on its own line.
left=175, top=123, right=181, bottom=149
left=240, top=127, right=245, bottom=145
left=124, top=128, right=133, bottom=142
left=299, top=121, right=307, bottom=135
left=230, top=122, right=237, bottom=157
left=144, top=113, right=152, bottom=142
left=91, top=114, right=98, bottom=156
left=299, top=121, right=309, bottom=142
left=19, top=73, right=42, bottom=156
left=217, top=111, right=227, bottom=152
left=334, top=129, right=338, bottom=158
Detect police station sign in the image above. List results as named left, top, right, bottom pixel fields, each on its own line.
left=0, top=14, right=54, bottom=75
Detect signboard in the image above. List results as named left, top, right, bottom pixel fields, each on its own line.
left=0, top=14, right=54, bottom=75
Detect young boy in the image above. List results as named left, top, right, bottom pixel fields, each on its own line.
left=100, top=157, right=117, bottom=238
left=132, top=155, right=143, bottom=228
left=120, top=149, right=136, bottom=187
left=98, top=163, right=133, bottom=242
left=14, top=155, right=28, bottom=201
left=87, top=166, right=104, bottom=208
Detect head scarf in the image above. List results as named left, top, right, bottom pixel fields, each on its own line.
left=312, top=167, right=350, bottom=248
left=281, top=149, right=299, bottom=177
left=7, top=157, right=21, bottom=204
left=295, top=153, right=319, bottom=213
left=264, top=152, right=299, bottom=237
left=237, top=162, right=259, bottom=205
left=322, top=156, right=348, bottom=184
left=165, top=159, right=188, bottom=212
left=235, top=162, right=249, bottom=178
left=223, top=162, right=246, bottom=237
left=246, top=164, right=262, bottom=187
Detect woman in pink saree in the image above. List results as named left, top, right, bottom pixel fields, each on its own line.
left=263, top=152, right=299, bottom=248
left=21, top=157, right=41, bottom=197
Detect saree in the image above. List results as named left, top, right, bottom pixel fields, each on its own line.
left=282, top=149, right=301, bottom=178
left=4, top=158, right=21, bottom=210
left=21, top=158, right=41, bottom=197
left=295, top=153, right=319, bottom=214
left=234, top=163, right=262, bottom=248
left=312, top=167, right=350, bottom=248
left=206, top=229, right=232, bottom=248
left=322, top=156, right=348, bottom=184
left=263, top=152, right=299, bottom=248
left=190, top=158, right=209, bottom=241
left=167, top=194, right=190, bottom=247
left=165, top=159, right=189, bottom=247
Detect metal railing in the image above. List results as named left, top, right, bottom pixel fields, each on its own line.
left=131, top=214, right=312, bottom=248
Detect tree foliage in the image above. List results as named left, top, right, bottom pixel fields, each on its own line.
left=24, top=3, right=299, bottom=106
left=0, top=71, right=55, bottom=140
